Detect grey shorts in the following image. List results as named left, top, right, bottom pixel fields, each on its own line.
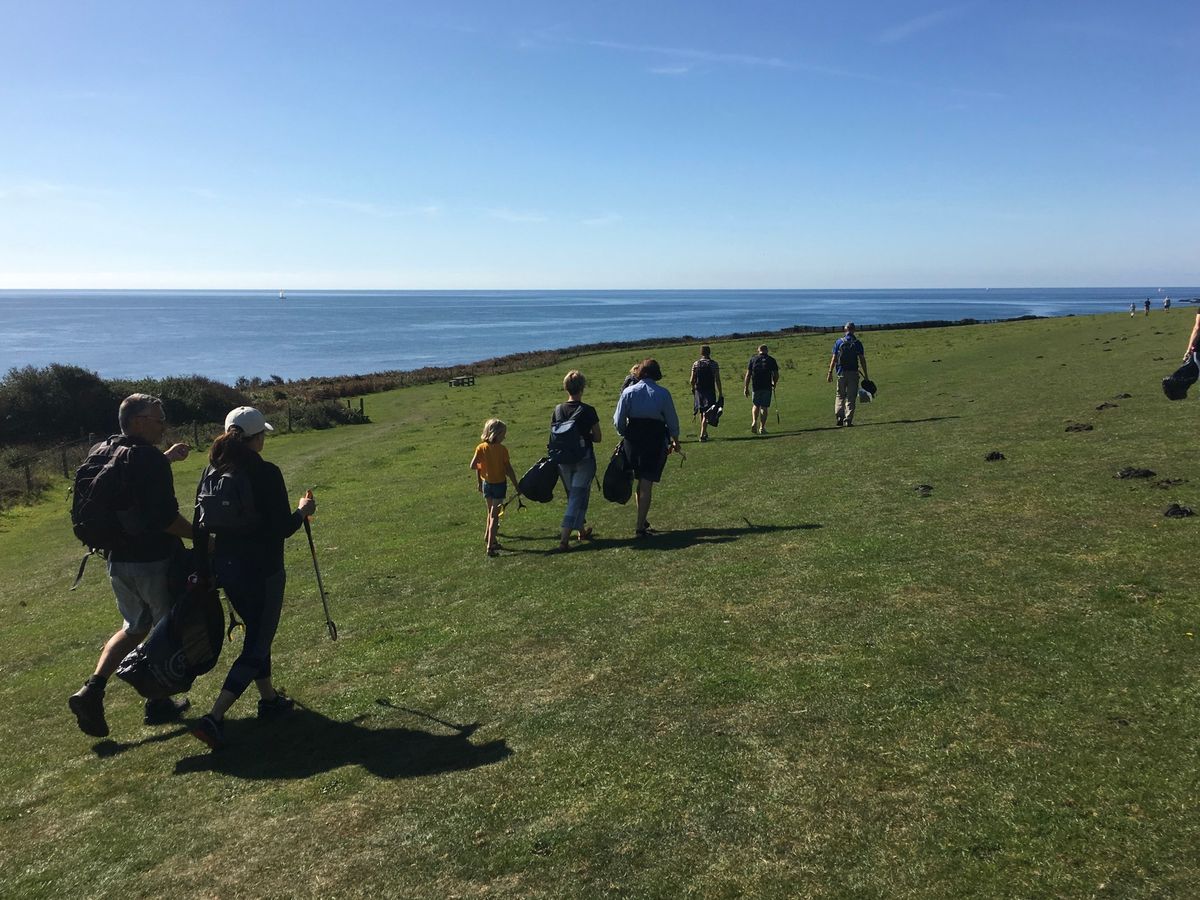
left=752, top=388, right=773, bottom=408
left=108, top=557, right=173, bottom=635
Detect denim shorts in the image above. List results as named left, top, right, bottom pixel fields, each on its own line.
left=752, top=388, right=773, bottom=408
left=108, top=557, right=173, bottom=635
left=482, top=481, right=507, bottom=500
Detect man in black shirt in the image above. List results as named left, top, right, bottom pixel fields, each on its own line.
left=690, top=345, right=723, bottom=443
left=743, top=344, right=779, bottom=435
left=68, top=394, right=194, bottom=738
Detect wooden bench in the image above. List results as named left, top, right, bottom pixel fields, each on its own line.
left=448, top=375, right=476, bottom=387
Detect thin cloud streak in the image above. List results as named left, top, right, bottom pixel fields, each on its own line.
left=292, top=196, right=441, bottom=218
left=649, top=65, right=690, bottom=76
left=485, top=208, right=548, bottom=223
left=876, top=4, right=974, bottom=44
left=588, top=39, right=792, bottom=70
left=581, top=213, right=622, bottom=226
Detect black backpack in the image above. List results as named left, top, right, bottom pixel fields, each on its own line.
left=602, top=442, right=634, bottom=504
left=518, top=457, right=559, bottom=503
left=115, top=570, right=225, bottom=699
left=547, top=405, right=588, bottom=465
left=70, top=435, right=137, bottom=553
left=1163, top=356, right=1199, bottom=401
left=693, top=359, right=716, bottom=394
left=195, top=465, right=259, bottom=532
left=748, top=354, right=774, bottom=388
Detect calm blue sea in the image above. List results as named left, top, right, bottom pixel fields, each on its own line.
left=1, top=288, right=1195, bottom=383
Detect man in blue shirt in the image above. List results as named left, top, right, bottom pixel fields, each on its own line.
left=613, top=359, right=680, bottom=537
left=826, top=322, right=869, bottom=427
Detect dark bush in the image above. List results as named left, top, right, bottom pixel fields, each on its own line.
left=110, top=375, right=248, bottom=427
left=0, top=364, right=119, bottom=443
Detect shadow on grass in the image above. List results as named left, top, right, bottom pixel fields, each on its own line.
left=92, top=726, right=191, bottom=757
left=623, top=521, right=823, bottom=551
left=718, top=415, right=960, bottom=441
left=172, top=700, right=512, bottom=780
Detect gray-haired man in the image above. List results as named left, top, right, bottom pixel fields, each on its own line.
left=69, top=394, right=194, bottom=738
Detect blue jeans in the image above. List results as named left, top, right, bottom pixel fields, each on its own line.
left=558, top=458, right=596, bottom=531
left=214, top=555, right=286, bottom=699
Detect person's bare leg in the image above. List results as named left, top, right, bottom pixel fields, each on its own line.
left=94, top=629, right=144, bottom=678
left=636, top=480, right=653, bottom=532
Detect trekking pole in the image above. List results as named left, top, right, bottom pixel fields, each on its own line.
left=774, top=386, right=780, bottom=424
left=302, top=490, right=337, bottom=641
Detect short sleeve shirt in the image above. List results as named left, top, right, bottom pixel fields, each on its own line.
left=747, top=354, right=779, bottom=390
left=552, top=401, right=600, bottom=461
left=473, top=441, right=510, bottom=484
left=832, top=336, right=864, bottom=374
left=691, top=358, right=720, bottom=394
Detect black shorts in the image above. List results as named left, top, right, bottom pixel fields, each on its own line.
left=622, top=418, right=669, bottom=483
left=693, top=390, right=717, bottom=415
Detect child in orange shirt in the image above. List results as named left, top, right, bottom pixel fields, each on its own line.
left=469, top=418, right=520, bottom=556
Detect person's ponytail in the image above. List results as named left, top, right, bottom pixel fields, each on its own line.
left=209, top=427, right=257, bottom=471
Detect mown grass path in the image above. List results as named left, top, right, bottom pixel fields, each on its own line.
left=2, top=313, right=1197, bottom=898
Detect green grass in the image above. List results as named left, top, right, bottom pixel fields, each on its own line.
left=2, top=312, right=1198, bottom=898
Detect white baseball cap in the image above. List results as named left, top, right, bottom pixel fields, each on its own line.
left=224, top=406, right=275, bottom=437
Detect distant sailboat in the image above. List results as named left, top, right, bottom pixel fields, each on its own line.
left=279, top=288, right=286, bottom=300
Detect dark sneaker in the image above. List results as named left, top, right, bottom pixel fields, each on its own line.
left=190, top=714, right=224, bottom=750
left=257, top=692, right=295, bottom=720
left=68, top=681, right=109, bottom=738
left=144, top=696, right=191, bottom=725
left=836, top=416, right=844, bottom=427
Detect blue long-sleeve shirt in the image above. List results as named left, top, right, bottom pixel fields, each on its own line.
left=613, top=379, right=680, bottom=438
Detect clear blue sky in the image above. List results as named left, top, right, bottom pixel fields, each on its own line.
left=1, top=1, right=1196, bottom=289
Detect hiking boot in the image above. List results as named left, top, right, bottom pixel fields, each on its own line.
left=191, top=714, right=224, bottom=750
left=144, top=696, right=191, bottom=726
left=699, top=434, right=709, bottom=442
left=68, top=680, right=109, bottom=738
left=257, top=692, right=295, bottom=720
left=836, top=415, right=844, bottom=427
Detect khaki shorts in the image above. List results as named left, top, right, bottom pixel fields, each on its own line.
left=108, top=558, right=173, bottom=635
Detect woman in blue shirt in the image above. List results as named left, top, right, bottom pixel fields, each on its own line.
left=613, top=359, right=680, bottom=537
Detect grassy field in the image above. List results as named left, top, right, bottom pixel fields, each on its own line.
left=1, top=312, right=1198, bottom=899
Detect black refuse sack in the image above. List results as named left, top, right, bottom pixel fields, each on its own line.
left=602, top=441, right=634, bottom=504
left=1162, top=356, right=1198, bottom=401
left=116, top=573, right=224, bottom=699
left=518, top=457, right=558, bottom=503
left=704, top=397, right=725, bottom=428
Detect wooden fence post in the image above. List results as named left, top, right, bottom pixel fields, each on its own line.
left=359, top=397, right=364, bottom=415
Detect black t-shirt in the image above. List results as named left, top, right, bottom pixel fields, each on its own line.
left=108, top=436, right=181, bottom=563
left=747, top=354, right=779, bottom=390
left=551, top=401, right=600, bottom=461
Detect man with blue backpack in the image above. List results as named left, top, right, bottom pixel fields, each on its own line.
left=827, top=322, right=870, bottom=427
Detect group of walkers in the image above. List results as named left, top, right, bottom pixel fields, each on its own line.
left=68, top=395, right=316, bottom=751
left=66, top=322, right=873, bottom=748
left=469, top=322, right=871, bottom=555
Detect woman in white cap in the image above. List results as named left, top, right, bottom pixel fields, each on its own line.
left=191, top=406, right=316, bottom=750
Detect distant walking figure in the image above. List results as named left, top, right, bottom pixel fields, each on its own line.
left=690, top=345, right=723, bottom=442
left=1130, top=303, right=1136, bottom=317
left=1164, top=296, right=1171, bottom=312
left=827, top=322, right=869, bottom=427
left=613, top=359, right=680, bottom=537
left=1145, top=298, right=1151, bottom=316
left=743, top=345, right=779, bottom=435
